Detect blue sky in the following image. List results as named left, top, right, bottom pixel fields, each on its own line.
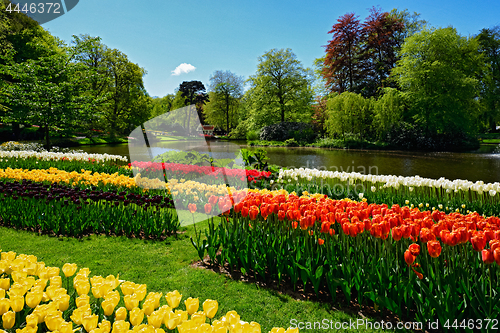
left=41, top=0, right=500, bottom=98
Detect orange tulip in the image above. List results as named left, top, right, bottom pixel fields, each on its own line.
left=188, top=203, right=197, bottom=214
left=493, top=248, right=500, bottom=266
left=204, top=203, right=212, bottom=214
left=427, top=240, right=442, bottom=258
left=249, top=206, right=259, bottom=221
left=409, top=244, right=420, bottom=257
left=404, top=250, right=415, bottom=266
left=420, top=228, right=436, bottom=243
left=471, top=233, right=487, bottom=251
left=482, top=249, right=495, bottom=264
left=318, top=239, right=325, bottom=245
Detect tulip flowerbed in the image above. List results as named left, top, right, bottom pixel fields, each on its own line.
left=194, top=189, right=500, bottom=329
left=130, top=161, right=272, bottom=187
left=0, top=180, right=179, bottom=238
left=277, top=168, right=500, bottom=216
left=0, top=250, right=298, bottom=333
left=0, top=151, right=130, bottom=177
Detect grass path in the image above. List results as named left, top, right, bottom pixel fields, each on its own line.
left=0, top=222, right=404, bottom=333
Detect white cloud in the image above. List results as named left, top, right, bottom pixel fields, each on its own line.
left=171, top=63, right=196, bottom=76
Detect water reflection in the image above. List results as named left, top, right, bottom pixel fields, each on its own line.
left=79, top=142, right=500, bottom=183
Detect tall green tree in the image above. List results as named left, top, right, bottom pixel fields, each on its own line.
left=246, top=48, right=314, bottom=128
left=392, top=27, right=486, bottom=136
left=476, top=26, right=500, bottom=132
left=325, top=92, right=372, bottom=142
left=372, top=87, right=406, bottom=139
left=3, top=37, right=99, bottom=147
left=72, top=34, right=111, bottom=134
left=101, top=48, right=149, bottom=135
left=205, top=70, right=244, bottom=133
left=178, top=81, right=209, bottom=133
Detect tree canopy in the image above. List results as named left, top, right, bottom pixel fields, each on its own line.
left=392, top=26, right=486, bottom=136
left=204, top=70, right=244, bottom=134
left=246, top=48, right=314, bottom=129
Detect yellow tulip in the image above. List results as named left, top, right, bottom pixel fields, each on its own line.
left=32, top=278, right=47, bottom=291
left=44, top=311, right=64, bottom=331
left=249, top=322, right=261, bottom=333
left=124, top=294, right=140, bottom=311
left=166, top=314, right=181, bottom=330
left=82, top=314, right=99, bottom=332
left=11, top=271, right=28, bottom=283
left=59, top=321, right=73, bottom=333
left=191, top=311, right=206, bottom=325
left=112, top=320, right=130, bottom=333
left=7, top=283, right=28, bottom=296
left=134, top=284, right=147, bottom=301
left=115, top=307, right=127, bottom=321
left=120, top=281, right=136, bottom=295
left=147, top=310, right=164, bottom=328
left=0, top=278, right=10, bottom=290
left=213, top=326, right=228, bottom=333
left=77, top=267, right=91, bottom=277
left=184, top=297, right=199, bottom=315
left=2, top=311, right=15, bottom=329
left=70, top=304, right=91, bottom=325
left=91, top=283, right=104, bottom=299
left=45, top=266, right=60, bottom=278
left=285, top=328, right=299, bottom=333
left=16, top=325, right=38, bottom=333
left=1, top=251, right=16, bottom=261
left=35, top=262, right=45, bottom=276
left=25, top=313, right=38, bottom=327
left=0, top=299, right=10, bottom=315
left=24, top=262, right=38, bottom=275
left=74, top=280, right=90, bottom=296
left=174, top=309, right=188, bottom=323
left=9, top=295, right=24, bottom=312
left=49, top=275, right=62, bottom=288
left=269, top=328, right=285, bottom=333
left=101, top=299, right=116, bottom=317
left=165, top=290, right=182, bottom=309
left=62, top=263, right=78, bottom=277
left=99, top=319, right=111, bottom=333
left=54, top=294, right=70, bottom=312
left=199, top=323, right=213, bottom=333
left=0, top=291, right=3, bottom=299
left=202, top=299, right=218, bottom=319
left=76, top=294, right=90, bottom=308
left=142, top=299, right=156, bottom=316
left=129, top=307, right=144, bottom=327
left=226, top=311, right=240, bottom=325
left=177, top=320, right=196, bottom=333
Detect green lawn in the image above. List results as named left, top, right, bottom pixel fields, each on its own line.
left=0, top=221, right=409, bottom=333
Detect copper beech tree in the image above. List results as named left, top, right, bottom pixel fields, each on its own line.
left=322, top=7, right=404, bottom=98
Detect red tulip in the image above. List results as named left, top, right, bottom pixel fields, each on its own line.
left=482, top=249, right=495, bottom=264
left=493, top=248, right=500, bottom=266
left=291, top=221, right=298, bottom=229
left=278, top=210, right=286, bottom=221
left=391, top=227, right=403, bottom=241
left=409, top=244, right=420, bottom=257
left=188, top=203, right=197, bottom=214
left=418, top=227, right=433, bottom=243
left=249, top=206, right=259, bottom=220
left=241, top=206, right=249, bottom=218
left=318, top=239, right=325, bottom=245
left=404, top=250, right=415, bottom=266
left=471, top=232, right=487, bottom=251
left=204, top=203, right=212, bottom=214
left=427, top=240, right=442, bottom=258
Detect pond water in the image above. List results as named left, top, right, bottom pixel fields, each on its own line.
left=79, top=141, right=500, bottom=183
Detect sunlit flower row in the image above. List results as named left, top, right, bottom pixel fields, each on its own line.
left=0, top=167, right=138, bottom=189
left=0, top=250, right=298, bottom=333
left=0, top=150, right=127, bottom=163
left=216, top=189, right=500, bottom=269
left=278, top=168, right=500, bottom=196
